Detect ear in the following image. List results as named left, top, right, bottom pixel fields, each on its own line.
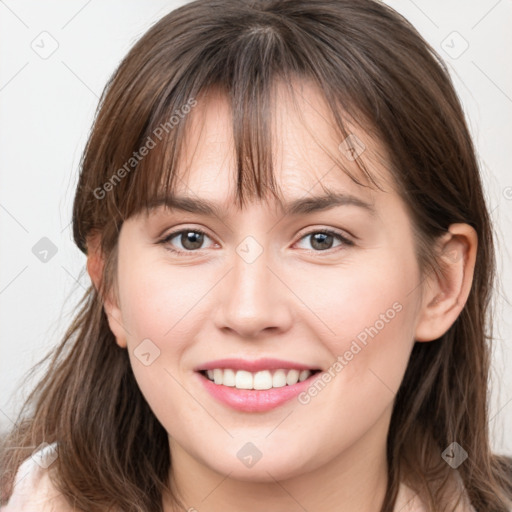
left=86, top=232, right=128, bottom=349
left=414, top=223, right=478, bottom=342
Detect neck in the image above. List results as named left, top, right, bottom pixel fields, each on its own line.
left=163, top=408, right=392, bottom=512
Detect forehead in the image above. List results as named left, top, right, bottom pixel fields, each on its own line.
left=159, top=79, right=394, bottom=213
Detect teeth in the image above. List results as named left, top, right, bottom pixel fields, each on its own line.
left=235, top=370, right=253, bottom=389
left=254, top=370, right=272, bottom=390
left=286, top=369, right=299, bottom=385
left=203, top=368, right=314, bottom=389
left=299, top=370, right=310, bottom=382
left=213, top=369, right=223, bottom=385
left=272, top=369, right=287, bottom=388
left=223, top=369, right=236, bottom=387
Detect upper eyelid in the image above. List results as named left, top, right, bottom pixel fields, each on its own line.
left=295, top=226, right=353, bottom=241
left=161, top=227, right=214, bottom=243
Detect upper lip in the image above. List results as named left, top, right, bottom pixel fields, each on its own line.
left=194, top=358, right=320, bottom=373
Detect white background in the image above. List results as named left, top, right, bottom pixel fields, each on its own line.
left=1, top=0, right=511, bottom=455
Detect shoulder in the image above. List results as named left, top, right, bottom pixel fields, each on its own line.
left=1, top=443, right=72, bottom=512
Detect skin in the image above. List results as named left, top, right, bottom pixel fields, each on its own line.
left=87, top=80, right=477, bottom=512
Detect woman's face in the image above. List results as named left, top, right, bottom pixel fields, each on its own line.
left=105, top=81, right=426, bottom=482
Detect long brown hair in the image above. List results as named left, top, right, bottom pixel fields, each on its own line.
left=1, top=1, right=511, bottom=510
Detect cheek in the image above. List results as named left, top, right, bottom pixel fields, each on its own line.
left=294, top=245, right=420, bottom=393
left=117, top=255, right=210, bottom=351
left=116, top=258, right=214, bottom=429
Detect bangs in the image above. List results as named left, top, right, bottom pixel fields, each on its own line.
left=102, top=27, right=386, bottom=227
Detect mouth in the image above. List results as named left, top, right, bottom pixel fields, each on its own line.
left=195, top=367, right=323, bottom=413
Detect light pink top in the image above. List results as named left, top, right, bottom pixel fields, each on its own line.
left=1, top=443, right=69, bottom=511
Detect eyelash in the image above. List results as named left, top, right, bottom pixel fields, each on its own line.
left=157, top=227, right=354, bottom=257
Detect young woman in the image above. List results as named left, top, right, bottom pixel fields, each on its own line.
left=1, top=0, right=511, bottom=511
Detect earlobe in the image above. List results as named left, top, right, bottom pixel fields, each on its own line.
left=414, top=223, right=478, bottom=342
left=104, top=301, right=128, bottom=349
left=86, top=233, right=128, bottom=349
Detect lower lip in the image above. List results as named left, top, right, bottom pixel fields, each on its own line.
left=196, top=371, right=321, bottom=412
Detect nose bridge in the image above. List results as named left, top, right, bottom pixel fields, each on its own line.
left=214, top=234, right=292, bottom=337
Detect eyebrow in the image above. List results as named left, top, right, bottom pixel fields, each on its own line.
left=146, top=191, right=376, bottom=218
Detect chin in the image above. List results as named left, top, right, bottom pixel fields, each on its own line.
left=201, top=444, right=313, bottom=482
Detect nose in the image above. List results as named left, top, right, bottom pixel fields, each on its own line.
left=213, top=244, right=294, bottom=339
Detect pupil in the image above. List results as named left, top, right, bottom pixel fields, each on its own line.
left=312, top=233, right=332, bottom=250
left=182, top=231, right=203, bottom=250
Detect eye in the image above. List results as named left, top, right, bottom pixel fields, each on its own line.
left=295, top=229, right=354, bottom=253
left=158, top=228, right=215, bottom=255
left=158, top=227, right=354, bottom=256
